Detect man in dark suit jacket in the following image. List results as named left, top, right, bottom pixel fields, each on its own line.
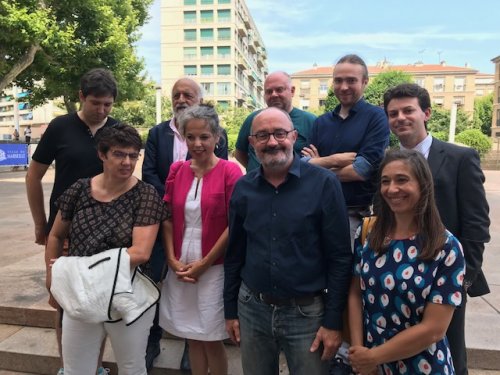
left=142, top=77, right=228, bottom=370
left=384, top=83, right=490, bottom=375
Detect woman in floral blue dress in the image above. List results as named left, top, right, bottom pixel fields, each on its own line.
left=348, top=149, right=465, bottom=375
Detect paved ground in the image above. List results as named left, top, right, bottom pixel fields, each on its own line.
left=0, top=162, right=499, bottom=374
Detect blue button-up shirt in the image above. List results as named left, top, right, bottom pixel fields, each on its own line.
left=310, top=99, right=389, bottom=207
left=224, top=155, right=352, bottom=329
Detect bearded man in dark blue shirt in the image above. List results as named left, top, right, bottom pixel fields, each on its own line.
left=224, top=107, right=352, bottom=375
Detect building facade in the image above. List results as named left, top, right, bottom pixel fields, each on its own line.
left=491, top=56, right=500, bottom=137
left=160, top=0, right=268, bottom=109
left=0, top=86, right=61, bottom=141
left=291, top=62, right=494, bottom=114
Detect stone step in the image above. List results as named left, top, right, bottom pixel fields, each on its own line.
left=0, top=324, right=243, bottom=375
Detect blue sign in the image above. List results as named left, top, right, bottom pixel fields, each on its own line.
left=0, top=143, right=29, bottom=166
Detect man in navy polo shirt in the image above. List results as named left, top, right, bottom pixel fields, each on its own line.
left=303, top=54, right=389, bottom=244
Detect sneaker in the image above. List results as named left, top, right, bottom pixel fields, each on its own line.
left=97, top=367, right=110, bottom=375
left=56, top=369, right=64, bottom=375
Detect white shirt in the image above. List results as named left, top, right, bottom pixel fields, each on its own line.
left=401, top=134, right=433, bottom=159
left=169, top=118, right=188, bottom=162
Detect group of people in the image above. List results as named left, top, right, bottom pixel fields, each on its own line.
left=11, top=125, right=31, bottom=143
left=25, top=52, right=489, bottom=375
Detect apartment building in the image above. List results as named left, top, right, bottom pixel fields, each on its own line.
left=160, top=0, right=268, bottom=109
left=291, top=61, right=494, bottom=114
left=491, top=56, right=500, bottom=137
left=0, top=86, right=60, bottom=141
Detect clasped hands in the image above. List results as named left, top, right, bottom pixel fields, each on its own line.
left=348, top=345, right=379, bottom=375
left=168, top=257, right=209, bottom=283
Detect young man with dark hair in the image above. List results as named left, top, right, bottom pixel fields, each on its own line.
left=26, top=68, right=118, bottom=375
left=384, top=83, right=490, bottom=375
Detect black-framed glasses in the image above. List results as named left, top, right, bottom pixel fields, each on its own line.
left=250, top=129, right=295, bottom=143
left=111, top=150, right=140, bottom=161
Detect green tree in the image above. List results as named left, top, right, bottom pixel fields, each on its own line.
left=1, top=0, right=152, bottom=112
left=217, top=105, right=252, bottom=153
left=427, top=106, right=471, bottom=135
left=323, top=88, right=339, bottom=112
left=473, top=93, right=493, bottom=136
left=363, top=70, right=413, bottom=106
left=455, top=129, right=492, bottom=157
left=112, top=84, right=172, bottom=128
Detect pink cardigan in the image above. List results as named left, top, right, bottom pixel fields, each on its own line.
left=164, top=159, right=243, bottom=265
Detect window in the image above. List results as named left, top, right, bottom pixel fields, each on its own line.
left=200, top=0, right=213, bottom=4
left=184, top=65, right=197, bottom=76
left=183, top=47, right=196, bottom=59
left=218, top=100, right=230, bottom=109
left=319, top=99, right=326, bottom=107
left=201, top=82, right=214, bottom=95
left=433, top=97, right=444, bottom=106
left=454, top=77, right=465, bottom=92
left=183, top=11, right=196, bottom=23
left=184, top=0, right=196, bottom=5
left=217, top=64, right=231, bottom=75
left=476, top=89, right=484, bottom=96
left=200, top=28, right=214, bottom=41
left=300, top=99, right=310, bottom=110
left=319, top=81, right=329, bottom=94
left=217, top=9, right=231, bottom=22
left=433, top=77, right=444, bottom=92
left=300, top=80, right=310, bottom=89
left=453, top=96, right=465, bottom=106
left=217, top=82, right=231, bottom=95
left=200, top=10, right=213, bottom=22
left=201, top=65, right=214, bottom=76
left=184, top=29, right=196, bottom=41
left=414, top=78, right=425, bottom=87
left=200, top=47, right=214, bottom=59
left=218, top=0, right=230, bottom=3
left=217, top=46, right=230, bottom=58
left=218, top=28, right=231, bottom=40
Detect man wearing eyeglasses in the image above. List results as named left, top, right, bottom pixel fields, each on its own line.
left=141, top=77, right=228, bottom=371
left=224, top=107, right=352, bottom=374
left=302, top=54, right=389, bottom=244
left=26, top=68, right=118, bottom=375
left=234, top=71, right=317, bottom=171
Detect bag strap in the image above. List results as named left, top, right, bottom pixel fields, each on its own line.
left=361, top=216, right=376, bottom=244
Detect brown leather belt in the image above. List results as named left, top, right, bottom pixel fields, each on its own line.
left=251, top=289, right=323, bottom=307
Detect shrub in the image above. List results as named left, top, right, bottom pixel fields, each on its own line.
left=455, top=129, right=492, bottom=157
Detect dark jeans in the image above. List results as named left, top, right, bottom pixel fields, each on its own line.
left=238, top=282, right=328, bottom=375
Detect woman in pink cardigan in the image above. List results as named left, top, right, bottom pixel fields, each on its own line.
left=159, top=104, right=242, bottom=375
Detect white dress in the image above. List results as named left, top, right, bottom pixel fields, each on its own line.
left=159, top=178, right=227, bottom=341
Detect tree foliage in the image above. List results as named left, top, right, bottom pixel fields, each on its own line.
left=455, top=129, right=492, bottom=157
left=324, top=88, right=339, bottom=112
left=363, top=70, right=414, bottom=106
left=473, top=93, right=493, bottom=136
left=112, top=84, right=172, bottom=128
left=0, top=0, right=152, bottom=112
left=427, top=105, right=471, bottom=135
left=217, top=105, right=252, bottom=153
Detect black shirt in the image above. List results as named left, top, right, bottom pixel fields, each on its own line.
left=32, top=113, right=117, bottom=233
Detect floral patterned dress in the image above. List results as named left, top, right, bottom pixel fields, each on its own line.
left=353, top=230, right=465, bottom=375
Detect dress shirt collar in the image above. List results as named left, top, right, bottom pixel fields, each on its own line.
left=401, top=134, right=433, bottom=159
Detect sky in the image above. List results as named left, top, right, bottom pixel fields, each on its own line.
left=136, top=0, right=500, bottom=85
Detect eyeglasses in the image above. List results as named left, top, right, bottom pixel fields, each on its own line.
left=250, top=129, right=295, bottom=143
left=110, top=150, right=140, bottom=161
left=264, top=86, right=287, bottom=96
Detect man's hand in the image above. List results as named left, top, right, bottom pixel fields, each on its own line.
left=310, top=326, right=342, bottom=360
left=349, top=345, right=379, bottom=375
left=225, top=319, right=241, bottom=346
left=301, top=144, right=320, bottom=158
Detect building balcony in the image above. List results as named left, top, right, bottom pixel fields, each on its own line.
left=254, top=38, right=261, bottom=47
left=243, top=15, right=250, bottom=28
left=237, top=22, right=247, bottom=36
left=238, top=58, right=247, bottom=70
left=248, top=42, right=257, bottom=54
